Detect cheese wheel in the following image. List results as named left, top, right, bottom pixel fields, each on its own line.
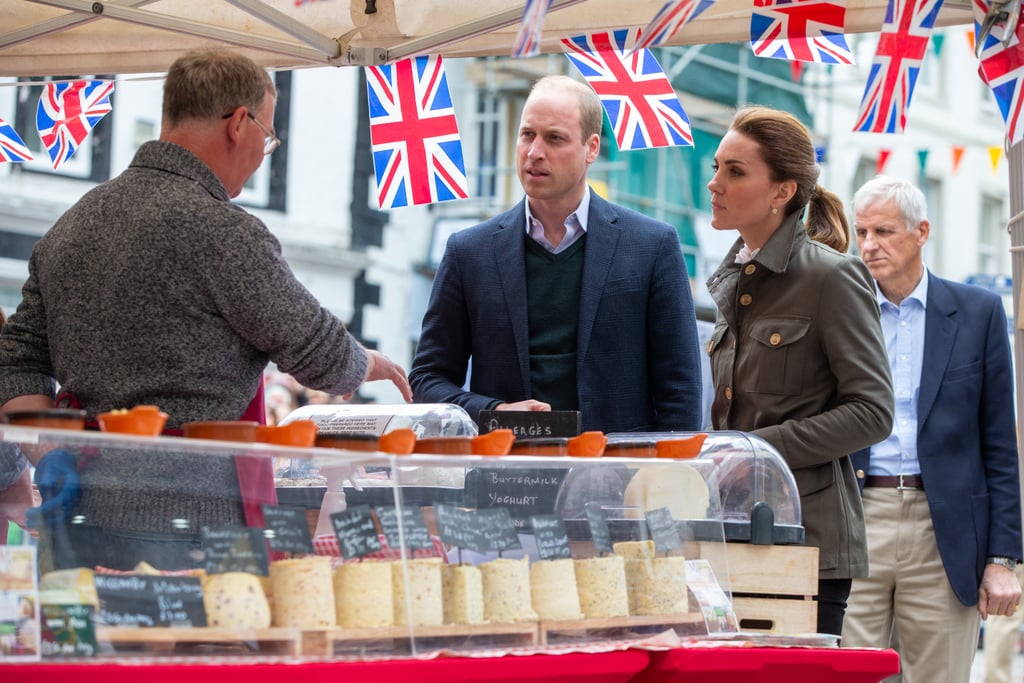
left=480, top=557, right=537, bottom=623
left=201, top=572, right=272, bottom=628
left=574, top=556, right=629, bottom=618
left=333, top=562, right=394, bottom=628
left=442, top=564, right=485, bottom=624
left=530, top=559, right=583, bottom=621
left=392, top=558, right=444, bottom=626
left=622, top=464, right=710, bottom=519
left=38, top=568, right=99, bottom=608
left=269, top=557, right=336, bottom=628
left=613, top=542, right=687, bottom=616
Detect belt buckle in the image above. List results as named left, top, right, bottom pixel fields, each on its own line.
left=897, top=474, right=913, bottom=490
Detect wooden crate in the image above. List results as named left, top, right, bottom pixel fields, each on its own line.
left=694, top=542, right=819, bottom=635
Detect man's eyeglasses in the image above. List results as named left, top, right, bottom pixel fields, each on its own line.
left=222, top=110, right=280, bottom=155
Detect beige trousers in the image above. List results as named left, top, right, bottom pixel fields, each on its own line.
left=843, top=487, right=980, bottom=683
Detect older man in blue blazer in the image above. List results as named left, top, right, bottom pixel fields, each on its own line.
left=843, top=175, right=1022, bottom=682
left=409, top=75, right=702, bottom=433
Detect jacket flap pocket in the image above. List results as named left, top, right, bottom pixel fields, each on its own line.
left=748, top=317, right=811, bottom=349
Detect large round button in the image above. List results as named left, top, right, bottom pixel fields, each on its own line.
left=856, top=469, right=866, bottom=479
left=769, top=332, right=782, bottom=346
left=743, top=264, right=756, bottom=276
left=724, top=387, right=733, bottom=400
left=739, top=293, right=752, bottom=306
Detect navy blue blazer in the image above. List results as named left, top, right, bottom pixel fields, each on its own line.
left=851, top=273, right=1022, bottom=606
left=409, top=192, right=702, bottom=433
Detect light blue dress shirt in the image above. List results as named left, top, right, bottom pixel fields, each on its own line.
left=525, top=185, right=590, bottom=254
left=869, top=269, right=928, bottom=476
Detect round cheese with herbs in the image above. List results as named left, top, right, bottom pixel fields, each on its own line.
left=574, top=555, right=629, bottom=618
left=392, top=558, right=444, bottom=626
left=201, top=572, right=272, bottom=629
left=530, top=559, right=583, bottom=621
left=614, top=541, right=688, bottom=616
left=442, top=563, right=485, bottom=624
left=333, top=561, right=394, bottom=628
left=269, top=557, right=336, bottom=628
left=480, top=557, right=538, bottom=623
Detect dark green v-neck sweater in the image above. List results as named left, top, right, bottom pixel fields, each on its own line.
left=525, top=234, right=585, bottom=410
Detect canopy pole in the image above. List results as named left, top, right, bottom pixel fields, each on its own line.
left=1008, top=136, right=1024, bottom=521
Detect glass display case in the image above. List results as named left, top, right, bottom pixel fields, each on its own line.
left=605, top=432, right=804, bottom=545
left=0, top=417, right=806, bottom=665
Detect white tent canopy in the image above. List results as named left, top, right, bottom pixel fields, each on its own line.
left=2, top=0, right=976, bottom=77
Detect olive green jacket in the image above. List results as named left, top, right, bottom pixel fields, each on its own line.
left=707, top=212, right=894, bottom=579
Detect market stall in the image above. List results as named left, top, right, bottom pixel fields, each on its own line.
left=0, top=411, right=900, bottom=681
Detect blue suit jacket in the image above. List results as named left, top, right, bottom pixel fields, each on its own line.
left=851, top=273, right=1022, bottom=606
left=409, top=192, right=702, bottom=433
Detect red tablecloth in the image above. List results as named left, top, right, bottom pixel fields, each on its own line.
left=0, top=650, right=650, bottom=683
left=1, top=646, right=899, bottom=683
left=637, top=646, right=900, bottom=683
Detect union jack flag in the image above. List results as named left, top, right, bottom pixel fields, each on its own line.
left=0, top=117, right=32, bottom=163
left=562, top=29, right=693, bottom=150
left=513, top=0, right=552, bottom=58
left=974, top=0, right=1024, bottom=144
left=365, top=55, right=469, bottom=209
left=633, top=0, right=717, bottom=51
left=36, top=79, right=114, bottom=170
left=852, top=0, right=943, bottom=134
left=749, top=0, right=854, bottom=64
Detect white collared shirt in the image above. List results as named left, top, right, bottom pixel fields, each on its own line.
left=869, top=269, right=928, bottom=476
left=525, top=186, right=591, bottom=254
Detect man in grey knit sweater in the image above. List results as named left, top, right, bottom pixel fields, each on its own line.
left=0, top=48, right=411, bottom=569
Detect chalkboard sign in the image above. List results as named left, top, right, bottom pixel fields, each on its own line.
left=465, top=467, right=568, bottom=529
left=376, top=505, right=433, bottom=551
left=645, top=506, right=682, bottom=553
left=261, top=504, right=314, bottom=554
left=530, top=514, right=571, bottom=559
left=434, top=503, right=481, bottom=551
left=202, top=526, right=270, bottom=576
left=478, top=410, right=581, bottom=438
left=95, top=574, right=207, bottom=627
left=40, top=604, right=99, bottom=657
left=585, top=503, right=613, bottom=554
left=474, top=508, right=522, bottom=553
left=331, top=505, right=382, bottom=560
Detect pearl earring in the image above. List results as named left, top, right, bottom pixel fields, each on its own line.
left=771, top=206, right=778, bottom=215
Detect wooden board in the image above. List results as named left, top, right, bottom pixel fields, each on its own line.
left=97, top=626, right=304, bottom=655
left=694, top=542, right=819, bottom=596
left=538, top=613, right=704, bottom=646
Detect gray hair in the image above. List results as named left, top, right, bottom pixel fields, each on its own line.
left=852, top=175, right=927, bottom=230
left=163, top=48, right=276, bottom=125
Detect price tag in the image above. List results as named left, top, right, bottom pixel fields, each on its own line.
left=376, top=505, right=433, bottom=551
left=474, top=508, right=521, bottom=553
left=330, top=505, right=382, bottom=560
left=434, top=504, right=480, bottom=550
left=530, top=514, right=571, bottom=559
left=95, top=574, right=206, bottom=627
left=261, top=504, right=314, bottom=554
left=201, top=526, right=270, bottom=576
left=645, top=506, right=682, bottom=553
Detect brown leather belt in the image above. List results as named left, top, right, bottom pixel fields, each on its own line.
left=865, top=474, right=924, bottom=491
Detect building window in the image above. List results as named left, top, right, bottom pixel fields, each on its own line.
left=979, top=194, right=1005, bottom=274
left=475, top=90, right=502, bottom=202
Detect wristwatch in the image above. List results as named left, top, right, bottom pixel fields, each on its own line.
left=987, top=556, right=1020, bottom=570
